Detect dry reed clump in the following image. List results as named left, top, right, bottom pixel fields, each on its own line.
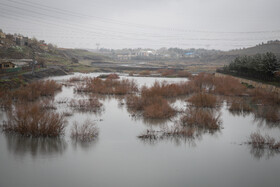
left=187, top=92, right=217, bottom=108
left=67, top=76, right=84, bottom=82
left=126, top=94, right=176, bottom=119
left=12, top=80, right=62, bottom=102
left=190, top=73, right=215, bottom=91
left=162, top=124, right=195, bottom=138
left=213, top=76, right=246, bottom=96
left=2, top=102, right=67, bottom=137
left=228, top=97, right=252, bottom=113
left=177, top=70, right=193, bottom=78
left=138, top=129, right=158, bottom=140
left=180, top=107, right=221, bottom=130
left=248, top=132, right=280, bottom=150
left=249, top=88, right=280, bottom=106
left=98, top=73, right=120, bottom=79
left=139, top=70, right=151, bottom=76
left=71, top=119, right=99, bottom=141
left=189, top=73, right=246, bottom=96
left=159, top=69, right=176, bottom=77
left=253, top=106, right=280, bottom=123
left=76, top=77, right=138, bottom=95
left=106, top=73, right=120, bottom=79
left=0, top=90, right=12, bottom=109
left=143, top=97, right=176, bottom=119
left=141, top=81, right=191, bottom=98
left=69, top=97, right=102, bottom=112
left=138, top=125, right=195, bottom=142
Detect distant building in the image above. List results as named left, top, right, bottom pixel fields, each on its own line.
left=0, top=30, right=6, bottom=39
left=0, top=61, right=15, bottom=69
left=15, top=36, right=29, bottom=46
left=5, top=34, right=14, bottom=40
left=39, top=43, right=48, bottom=50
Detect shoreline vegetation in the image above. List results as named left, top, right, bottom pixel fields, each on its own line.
left=0, top=72, right=279, bottom=147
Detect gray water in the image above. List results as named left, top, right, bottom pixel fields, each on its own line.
left=0, top=73, right=280, bottom=187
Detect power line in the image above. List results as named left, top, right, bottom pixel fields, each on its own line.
left=5, top=0, right=280, bottom=34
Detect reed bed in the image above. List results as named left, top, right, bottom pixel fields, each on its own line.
left=187, top=92, right=217, bottom=108
left=12, top=80, right=62, bottom=102
left=2, top=102, right=66, bottom=137
left=75, top=77, right=138, bottom=95
left=69, top=97, right=102, bottom=112
left=180, top=107, right=221, bottom=130
left=71, top=119, right=99, bottom=141
left=248, top=132, right=280, bottom=150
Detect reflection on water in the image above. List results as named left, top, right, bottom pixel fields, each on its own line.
left=4, top=133, right=67, bottom=158
left=249, top=146, right=280, bottom=160
left=71, top=137, right=99, bottom=151
left=1, top=73, right=280, bottom=187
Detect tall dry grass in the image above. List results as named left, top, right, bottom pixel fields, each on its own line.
left=12, top=80, right=62, bottom=102
left=71, top=119, right=99, bottom=141
left=187, top=92, right=217, bottom=108
left=126, top=94, right=176, bottom=119
left=69, top=97, right=102, bottom=112
left=2, top=102, right=67, bottom=137
left=228, top=97, right=252, bottom=113
left=248, top=131, right=280, bottom=149
left=180, top=107, right=221, bottom=130
left=253, top=106, right=280, bottom=123
left=76, top=77, right=138, bottom=95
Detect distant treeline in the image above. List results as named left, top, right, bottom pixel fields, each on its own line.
left=217, top=52, right=280, bottom=81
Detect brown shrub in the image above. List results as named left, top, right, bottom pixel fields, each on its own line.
left=177, top=70, right=193, bottom=78
left=106, top=73, right=119, bottom=79
left=141, top=81, right=192, bottom=98
left=126, top=94, right=176, bottom=119
left=2, top=102, right=66, bottom=137
left=143, top=97, right=176, bottom=119
left=249, top=88, right=280, bottom=106
left=162, top=124, right=195, bottom=138
left=191, top=73, right=215, bottom=91
left=12, top=80, right=62, bottom=102
left=139, top=70, right=151, bottom=76
left=248, top=132, right=280, bottom=150
left=69, top=97, right=102, bottom=112
left=71, top=119, right=99, bottom=141
left=187, top=92, right=217, bottom=108
left=213, top=76, right=246, bottom=96
left=77, top=77, right=138, bottom=95
left=0, top=90, right=12, bottom=109
left=229, top=97, right=252, bottom=113
left=68, top=76, right=83, bottom=82
left=254, top=106, right=280, bottom=123
left=160, top=69, right=176, bottom=77
left=180, top=107, right=221, bottom=130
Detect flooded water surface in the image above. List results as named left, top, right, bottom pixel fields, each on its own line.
left=1, top=73, right=280, bottom=187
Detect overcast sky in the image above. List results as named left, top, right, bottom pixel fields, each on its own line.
left=0, top=0, right=280, bottom=50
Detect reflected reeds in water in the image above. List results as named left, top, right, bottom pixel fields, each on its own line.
left=71, top=137, right=99, bottom=151
left=249, top=146, right=280, bottom=160
left=3, top=133, right=67, bottom=158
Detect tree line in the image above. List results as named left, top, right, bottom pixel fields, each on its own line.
left=218, top=52, right=280, bottom=81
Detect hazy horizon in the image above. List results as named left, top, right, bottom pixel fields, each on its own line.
left=1, top=0, right=280, bottom=50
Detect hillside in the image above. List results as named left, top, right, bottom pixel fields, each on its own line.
left=226, top=40, right=280, bottom=57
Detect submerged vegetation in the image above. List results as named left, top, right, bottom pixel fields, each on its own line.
left=248, top=132, right=280, bottom=150
left=2, top=102, right=66, bottom=137
left=0, top=72, right=279, bottom=145
left=71, top=119, right=99, bottom=142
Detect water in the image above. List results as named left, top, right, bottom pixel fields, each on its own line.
left=0, top=73, right=280, bottom=187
